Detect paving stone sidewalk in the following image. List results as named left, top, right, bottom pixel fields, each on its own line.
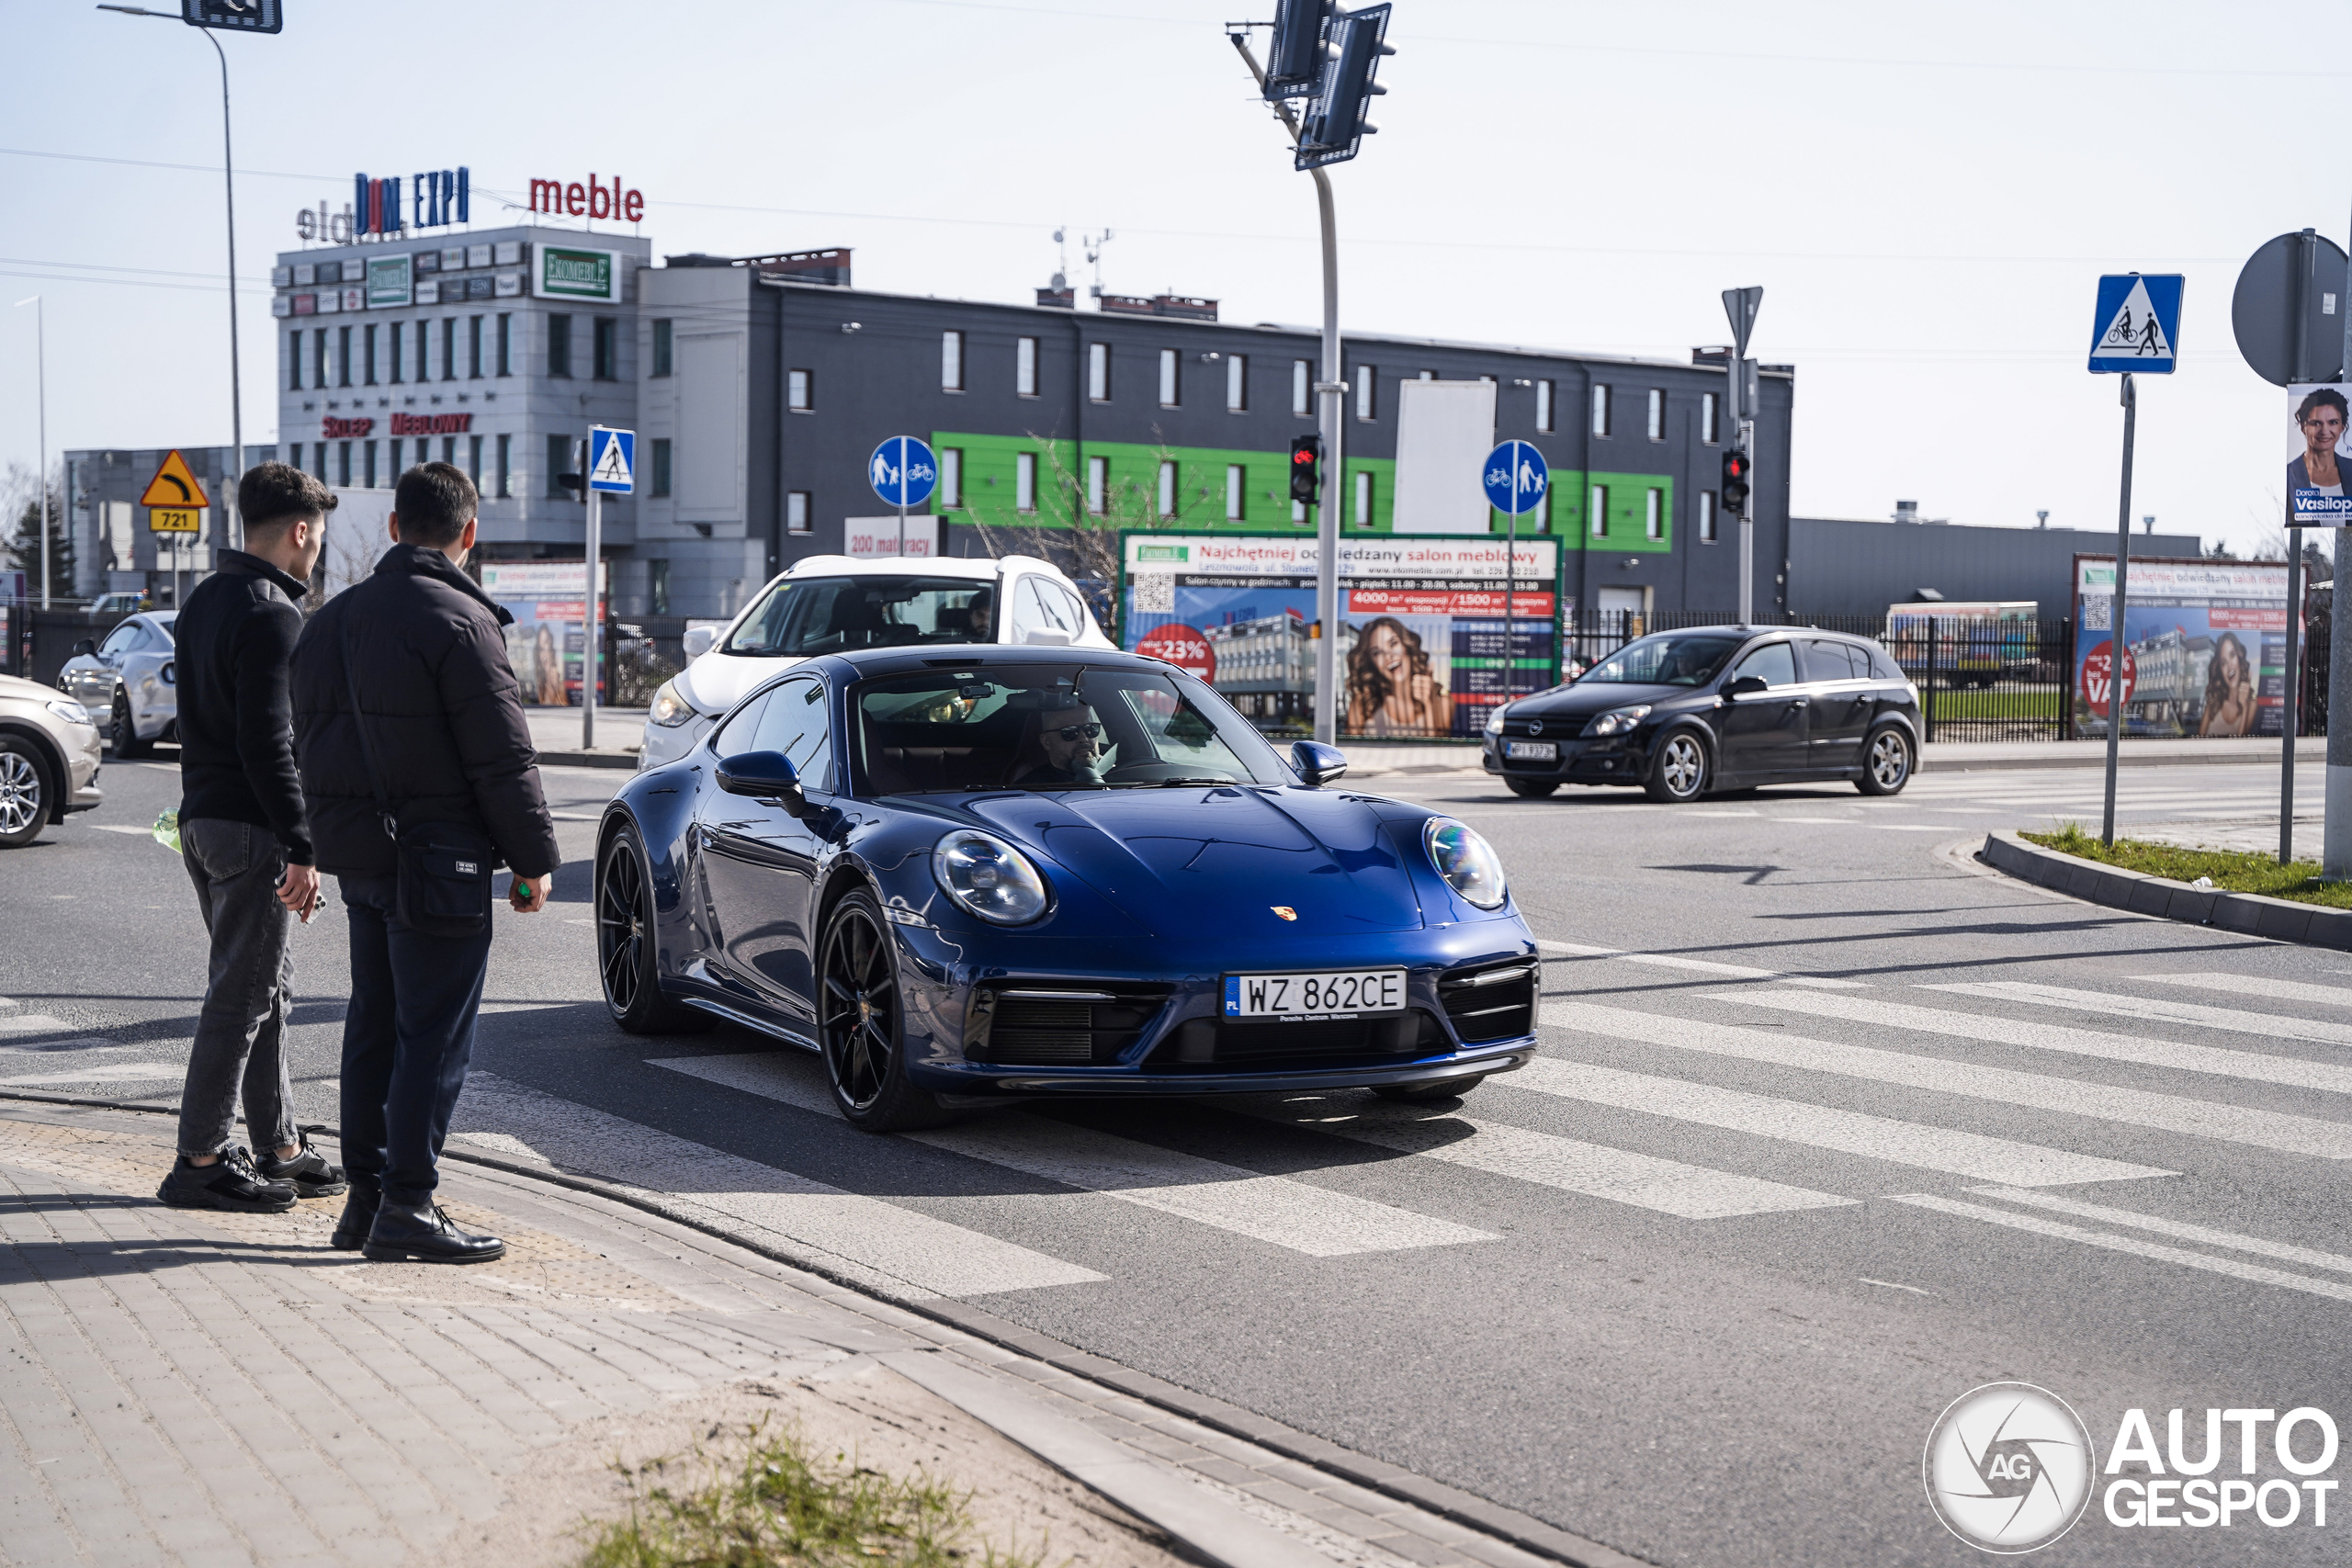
left=0, top=1102, right=1601, bottom=1568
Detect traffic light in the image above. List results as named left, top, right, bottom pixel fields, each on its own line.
left=182, top=0, right=284, bottom=31
left=1262, top=0, right=1332, bottom=101
left=1290, top=434, right=1323, bottom=506
left=1295, top=3, right=1394, bottom=171
left=1721, top=448, right=1752, bottom=518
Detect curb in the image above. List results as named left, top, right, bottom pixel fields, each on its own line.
left=1978, top=829, right=2352, bottom=949
left=1922, top=743, right=2325, bottom=774
left=0, top=1089, right=1647, bottom=1568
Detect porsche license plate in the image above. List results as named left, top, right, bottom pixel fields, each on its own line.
left=1504, top=740, right=1558, bottom=761
left=1224, top=969, right=1406, bottom=1019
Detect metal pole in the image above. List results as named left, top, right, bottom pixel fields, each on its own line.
left=33, top=298, right=48, bottom=610
left=1738, top=412, right=1756, bottom=626
left=583, top=478, right=600, bottom=750
left=1505, top=471, right=1518, bottom=708
left=2333, top=193, right=2352, bottom=877
left=2282, top=546, right=2303, bottom=864
left=1725, top=355, right=1746, bottom=627
left=206, top=28, right=243, bottom=555
left=2102, top=373, right=2137, bottom=846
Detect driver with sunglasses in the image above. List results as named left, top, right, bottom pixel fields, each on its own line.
left=1016, top=704, right=1106, bottom=785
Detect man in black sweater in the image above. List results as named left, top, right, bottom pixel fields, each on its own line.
left=159, top=462, right=348, bottom=1213
left=291, top=463, right=560, bottom=1264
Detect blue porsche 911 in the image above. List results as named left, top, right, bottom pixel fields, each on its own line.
left=594, top=645, right=1540, bottom=1130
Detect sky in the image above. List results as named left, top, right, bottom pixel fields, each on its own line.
left=0, top=0, right=2340, bottom=558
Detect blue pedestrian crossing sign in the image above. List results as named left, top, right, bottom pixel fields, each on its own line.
left=868, top=436, right=937, bottom=508
left=1482, top=440, right=1549, bottom=515
left=2087, top=274, right=2184, bottom=374
left=588, top=427, right=635, bottom=493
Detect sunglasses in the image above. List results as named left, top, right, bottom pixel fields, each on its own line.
left=1050, top=722, right=1102, bottom=741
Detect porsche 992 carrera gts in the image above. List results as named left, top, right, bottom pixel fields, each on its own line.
left=595, top=646, right=1539, bottom=1130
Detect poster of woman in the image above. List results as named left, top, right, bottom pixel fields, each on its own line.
left=2287, top=383, right=2352, bottom=525
left=2197, top=631, right=2256, bottom=736
left=1344, top=615, right=1452, bottom=737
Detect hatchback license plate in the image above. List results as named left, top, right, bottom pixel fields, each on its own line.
left=1504, top=740, right=1558, bottom=761
left=1225, top=969, right=1406, bottom=1019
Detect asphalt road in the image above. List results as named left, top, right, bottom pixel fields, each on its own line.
left=6, top=748, right=2348, bottom=1567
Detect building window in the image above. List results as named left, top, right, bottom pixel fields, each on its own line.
left=388, top=323, right=402, bottom=384
left=1088, top=455, right=1108, bottom=514
left=593, top=317, right=616, bottom=380
left=337, top=326, right=352, bottom=387
left=651, top=318, right=673, bottom=378
left=1646, top=389, right=1664, bottom=442
left=1159, top=348, right=1179, bottom=407
left=1701, top=391, right=1719, bottom=445
left=364, top=323, right=379, bottom=385
left=496, top=433, right=511, bottom=499
left=1226, top=354, right=1247, bottom=412
left=650, top=558, right=671, bottom=615
left=939, top=446, right=962, bottom=507
left=787, top=368, right=811, bottom=412
left=1225, top=464, right=1244, bottom=522
left=441, top=435, right=456, bottom=464
left=1535, top=378, right=1554, bottom=433
left=1354, top=365, right=1375, bottom=421
left=496, top=313, right=512, bottom=378
left=548, top=314, right=572, bottom=378
left=1645, top=487, right=1664, bottom=539
left=462, top=316, right=479, bottom=379
left=1590, top=383, right=1611, bottom=437
left=1419, top=369, right=1437, bottom=381
left=1158, top=460, right=1177, bottom=518
left=311, top=442, right=327, bottom=480
left=1533, top=490, right=1551, bottom=533
left=941, top=330, right=964, bottom=391
left=441, top=319, right=456, bottom=382
left=1016, top=336, right=1038, bottom=397
left=786, top=491, right=811, bottom=534
left=469, top=434, right=483, bottom=485
left=336, top=441, right=351, bottom=486
left=1292, top=358, right=1311, bottom=415
left=363, top=440, right=379, bottom=489
left=1015, top=451, right=1037, bottom=512
left=288, top=332, right=301, bottom=390
left=413, top=319, right=428, bottom=382
left=1088, top=343, right=1109, bottom=401
left=649, top=437, right=673, bottom=497
left=388, top=438, right=402, bottom=474
left=1292, top=494, right=1306, bottom=525
left=1353, top=469, right=1373, bottom=529
left=1589, top=484, right=1608, bottom=537
left=1699, top=490, right=1718, bottom=542
left=312, top=328, right=327, bottom=389
left=547, top=433, right=572, bottom=498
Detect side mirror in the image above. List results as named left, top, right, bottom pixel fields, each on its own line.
left=682, top=626, right=718, bottom=660
left=1291, top=739, right=1348, bottom=787
left=716, top=750, right=809, bottom=818
left=1022, top=626, right=1074, bottom=647
left=1725, top=673, right=1769, bottom=696
left=71, top=638, right=96, bottom=659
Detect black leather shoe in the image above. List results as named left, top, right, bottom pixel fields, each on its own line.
left=330, top=1189, right=380, bottom=1250
left=362, top=1199, right=505, bottom=1265
left=258, top=1125, right=348, bottom=1200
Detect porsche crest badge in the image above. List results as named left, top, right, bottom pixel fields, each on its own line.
left=1271, top=906, right=1297, bottom=921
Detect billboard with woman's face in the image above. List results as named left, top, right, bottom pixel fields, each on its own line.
left=2290, top=383, right=2352, bottom=526
left=2071, top=556, right=2291, bottom=738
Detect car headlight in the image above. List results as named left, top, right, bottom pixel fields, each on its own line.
left=648, top=680, right=699, bottom=728
left=45, top=699, right=95, bottom=728
left=1586, top=704, right=1652, bottom=737
left=1484, top=705, right=1507, bottom=736
left=932, top=829, right=1052, bottom=925
left=1424, top=818, right=1508, bottom=910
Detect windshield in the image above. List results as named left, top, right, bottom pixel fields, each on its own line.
left=722, top=576, right=995, bottom=657
left=1579, top=632, right=1743, bottom=687
left=854, top=663, right=1288, bottom=794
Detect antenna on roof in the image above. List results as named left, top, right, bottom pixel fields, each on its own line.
left=1084, top=230, right=1114, bottom=299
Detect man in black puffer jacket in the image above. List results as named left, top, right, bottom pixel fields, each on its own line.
left=290, top=462, right=559, bottom=1265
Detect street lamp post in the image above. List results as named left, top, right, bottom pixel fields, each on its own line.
left=98, top=5, right=245, bottom=556
left=13, top=297, right=47, bottom=609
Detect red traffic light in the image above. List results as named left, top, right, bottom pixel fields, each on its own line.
left=1289, top=434, right=1322, bottom=505
left=1721, top=448, right=1752, bottom=516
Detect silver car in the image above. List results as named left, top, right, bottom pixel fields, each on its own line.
left=58, top=611, right=177, bottom=759
left=0, top=672, right=103, bottom=849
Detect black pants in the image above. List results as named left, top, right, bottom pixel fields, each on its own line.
left=176, top=819, right=298, bottom=1158
left=336, top=874, right=492, bottom=1207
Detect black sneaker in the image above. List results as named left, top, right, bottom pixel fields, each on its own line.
left=157, top=1146, right=297, bottom=1213
left=257, top=1125, right=347, bottom=1199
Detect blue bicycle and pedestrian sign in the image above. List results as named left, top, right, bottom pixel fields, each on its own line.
left=2086, top=275, right=2184, bottom=374
left=1483, top=440, right=1548, bottom=515
left=868, top=436, right=938, bottom=509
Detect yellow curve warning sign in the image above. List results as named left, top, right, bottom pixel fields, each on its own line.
left=139, top=450, right=210, bottom=510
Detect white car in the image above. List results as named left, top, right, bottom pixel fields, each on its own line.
left=639, top=554, right=1114, bottom=770
left=56, top=611, right=178, bottom=760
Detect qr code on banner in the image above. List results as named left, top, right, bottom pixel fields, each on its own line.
left=2081, top=593, right=2111, bottom=631
left=1132, top=572, right=1173, bottom=614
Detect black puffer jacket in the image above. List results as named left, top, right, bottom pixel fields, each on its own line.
left=289, top=544, right=560, bottom=880
left=175, top=549, right=313, bottom=864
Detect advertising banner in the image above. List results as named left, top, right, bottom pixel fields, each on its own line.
left=480, top=560, right=608, bottom=706
left=1120, top=534, right=1561, bottom=739
left=534, top=244, right=620, bottom=303
left=2071, top=555, right=2290, bottom=738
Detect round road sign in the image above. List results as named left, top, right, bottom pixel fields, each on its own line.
left=868, top=436, right=939, bottom=508
left=1482, top=441, right=1548, bottom=516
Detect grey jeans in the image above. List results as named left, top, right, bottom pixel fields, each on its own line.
left=177, top=818, right=298, bottom=1158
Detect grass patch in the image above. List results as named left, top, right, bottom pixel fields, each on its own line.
left=2023, top=825, right=2352, bottom=908
left=577, top=1419, right=1042, bottom=1568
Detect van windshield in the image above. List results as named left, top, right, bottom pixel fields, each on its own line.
left=723, top=577, right=996, bottom=657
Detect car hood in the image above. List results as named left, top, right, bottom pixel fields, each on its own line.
left=0, top=673, right=73, bottom=705
left=1510, top=681, right=1695, bottom=718
left=962, top=785, right=1429, bottom=937
left=676, top=649, right=808, bottom=718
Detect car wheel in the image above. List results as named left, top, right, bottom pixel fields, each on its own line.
left=0, top=739, right=51, bottom=850
left=1643, top=728, right=1711, bottom=803
left=109, top=688, right=151, bottom=760
left=1505, top=777, right=1557, bottom=799
left=818, top=889, right=951, bottom=1132
left=596, top=825, right=715, bottom=1034
left=1372, top=1075, right=1487, bottom=1103
left=1857, top=725, right=1915, bottom=795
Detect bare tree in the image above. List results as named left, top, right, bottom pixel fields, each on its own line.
left=960, top=430, right=1228, bottom=615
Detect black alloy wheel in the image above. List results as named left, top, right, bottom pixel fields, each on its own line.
left=1857, top=725, right=1915, bottom=796
left=0, top=738, right=49, bottom=850
left=818, top=889, right=949, bottom=1132
left=596, top=826, right=712, bottom=1034
left=1372, top=1075, right=1487, bottom=1103
left=110, top=688, right=151, bottom=760
left=1505, top=777, right=1558, bottom=799
left=1643, top=728, right=1711, bottom=803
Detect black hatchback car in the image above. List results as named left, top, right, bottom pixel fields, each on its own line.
left=1481, top=626, right=1924, bottom=803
